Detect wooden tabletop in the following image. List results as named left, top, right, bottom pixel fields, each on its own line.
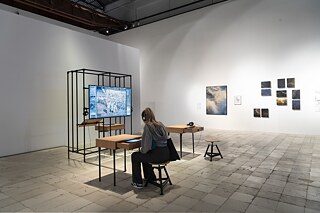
left=166, top=125, right=204, bottom=134
left=96, top=134, right=142, bottom=149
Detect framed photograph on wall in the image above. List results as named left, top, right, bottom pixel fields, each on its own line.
left=276, top=90, right=287, bottom=98
left=277, top=98, right=287, bottom=106
left=261, top=108, right=269, bottom=118
left=234, top=96, right=242, bottom=105
left=261, top=81, right=271, bottom=88
left=206, top=85, right=227, bottom=115
left=254, top=108, right=261, bottom=117
left=292, top=90, right=300, bottom=99
left=292, top=100, right=300, bottom=110
left=287, top=78, right=295, bottom=88
left=261, top=89, right=271, bottom=96
left=278, top=78, right=285, bottom=88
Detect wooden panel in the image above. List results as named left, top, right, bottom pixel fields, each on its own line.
left=166, top=125, right=204, bottom=134
left=165, top=125, right=187, bottom=133
left=95, top=124, right=125, bottom=132
left=78, top=118, right=103, bottom=127
left=183, top=126, right=204, bottom=133
left=117, top=141, right=141, bottom=150
left=96, top=134, right=142, bottom=149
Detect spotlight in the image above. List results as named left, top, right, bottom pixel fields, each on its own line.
left=124, top=25, right=128, bottom=30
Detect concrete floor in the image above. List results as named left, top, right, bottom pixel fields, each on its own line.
left=1, top=129, right=320, bottom=212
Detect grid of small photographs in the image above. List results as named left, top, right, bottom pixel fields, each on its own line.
left=276, top=77, right=300, bottom=110
left=254, top=108, right=269, bottom=118
left=257, top=77, right=300, bottom=117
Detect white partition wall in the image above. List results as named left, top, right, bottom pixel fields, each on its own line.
left=0, top=7, right=140, bottom=157
left=110, top=0, right=320, bottom=135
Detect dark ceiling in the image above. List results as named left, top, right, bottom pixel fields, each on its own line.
left=0, top=0, right=230, bottom=36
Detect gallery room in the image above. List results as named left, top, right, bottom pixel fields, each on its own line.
left=0, top=0, right=320, bottom=212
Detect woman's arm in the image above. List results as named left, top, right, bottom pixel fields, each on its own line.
left=141, top=125, right=153, bottom=154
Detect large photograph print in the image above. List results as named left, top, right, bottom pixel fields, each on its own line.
left=206, top=85, right=227, bottom=115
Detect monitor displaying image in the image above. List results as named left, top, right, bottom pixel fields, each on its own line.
left=89, top=85, right=132, bottom=118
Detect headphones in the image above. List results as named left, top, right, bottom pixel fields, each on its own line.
left=141, top=111, right=146, bottom=121
left=83, top=108, right=89, bottom=116
left=187, top=121, right=194, bottom=127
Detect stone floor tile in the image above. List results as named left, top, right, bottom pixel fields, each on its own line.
left=305, top=199, right=320, bottom=211
left=217, top=198, right=250, bottom=212
left=276, top=202, right=304, bottom=213
left=305, top=208, right=320, bottom=213
left=257, top=190, right=281, bottom=201
left=189, top=200, right=220, bottom=212
left=236, top=186, right=259, bottom=197
left=265, top=179, right=287, bottom=188
left=0, top=202, right=26, bottom=212
left=279, top=194, right=306, bottom=207
left=93, top=195, right=122, bottom=208
left=107, top=200, right=138, bottom=212
left=229, top=191, right=254, bottom=203
left=246, top=204, right=275, bottom=213
left=171, top=195, right=199, bottom=209
left=202, top=193, right=227, bottom=206
left=52, top=197, right=92, bottom=212
left=142, top=197, right=168, bottom=211
left=184, top=188, right=207, bottom=200
left=0, top=197, right=18, bottom=209
left=159, top=203, right=189, bottom=212
left=260, top=183, right=284, bottom=194
left=251, top=197, right=278, bottom=211
left=74, top=203, right=106, bottom=212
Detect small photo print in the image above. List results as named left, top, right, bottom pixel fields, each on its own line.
left=287, top=78, right=295, bottom=88
left=276, top=90, right=287, bottom=98
left=292, top=90, right=300, bottom=99
left=254, top=108, right=261, bottom=117
left=234, top=96, right=242, bottom=105
left=261, top=108, right=269, bottom=118
left=278, top=78, right=285, bottom=88
left=261, top=89, right=272, bottom=96
left=261, top=81, right=271, bottom=88
left=277, top=98, right=287, bottom=106
left=292, top=100, right=300, bottom=110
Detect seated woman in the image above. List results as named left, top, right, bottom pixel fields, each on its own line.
left=131, top=107, right=169, bottom=189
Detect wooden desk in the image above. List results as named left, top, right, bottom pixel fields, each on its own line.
left=96, top=134, right=141, bottom=186
left=166, top=125, right=204, bottom=158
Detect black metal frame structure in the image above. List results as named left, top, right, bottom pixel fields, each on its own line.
left=67, top=68, right=132, bottom=161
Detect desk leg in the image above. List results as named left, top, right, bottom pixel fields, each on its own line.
left=192, top=132, right=195, bottom=153
left=124, top=149, right=126, bottom=172
left=99, top=147, right=101, bottom=182
left=180, top=133, right=182, bottom=158
left=113, top=149, right=116, bottom=186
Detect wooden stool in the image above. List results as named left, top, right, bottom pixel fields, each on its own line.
left=204, top=138, right=223, bottom=161
left=145, top=161, right=172, bottom=195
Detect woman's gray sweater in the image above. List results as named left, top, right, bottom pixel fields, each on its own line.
left=141, top=122, right=168, bottom=154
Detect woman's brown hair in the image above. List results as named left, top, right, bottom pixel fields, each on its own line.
left=141, top=107, right=159, bottom=125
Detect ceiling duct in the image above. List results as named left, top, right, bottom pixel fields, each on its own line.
left=0, top=0, right=130, bottom=35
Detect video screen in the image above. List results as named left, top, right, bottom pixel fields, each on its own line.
left=89, top=85, right=132, bottom=118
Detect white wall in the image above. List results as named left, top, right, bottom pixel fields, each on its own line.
left=109, top=0, right=320, bottom=135
left=0, top=6, right=140, bottom=157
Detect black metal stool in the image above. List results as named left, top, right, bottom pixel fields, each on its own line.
left=145, top=161, right=172, bottom=195
left=204, top=138, right=223, bottom=161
